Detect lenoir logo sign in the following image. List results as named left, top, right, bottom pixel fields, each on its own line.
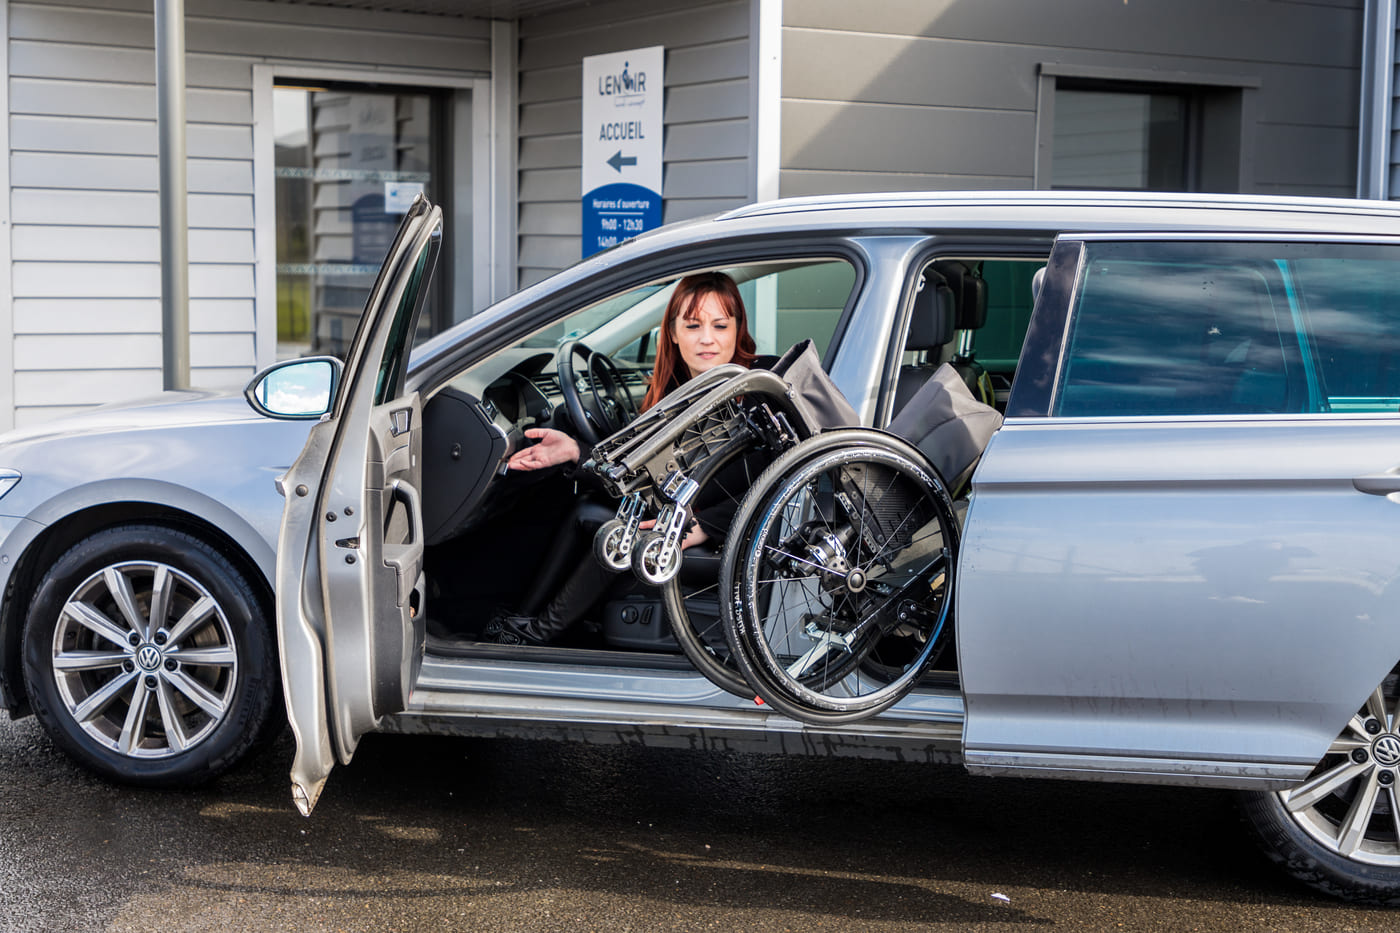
left=581, top=47, right=663, bottom=257
left=598, top=61, right=647, bottom=96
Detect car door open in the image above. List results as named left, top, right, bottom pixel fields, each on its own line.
left=275, top=197, right=442, bottom=815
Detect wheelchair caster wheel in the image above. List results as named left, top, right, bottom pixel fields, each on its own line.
left=632, top=530, right=681, bottom=585
left=593, top=519, right=632, bottom=572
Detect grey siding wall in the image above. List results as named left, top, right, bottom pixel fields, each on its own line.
left=9, top=0, right=488, bottom=425
left=517, top=0, right=751, bottom=288
left=1390, top=8, right=1400, bottom=196
left=780, top=0, right=1362, bottom=198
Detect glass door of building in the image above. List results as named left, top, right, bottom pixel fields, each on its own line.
left=274, top=82, right=452, bottom=359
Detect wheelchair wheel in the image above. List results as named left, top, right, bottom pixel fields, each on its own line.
left=658, top=415, right=784, bottom=699
left=593, top=519, right=632, bottom=572
left=631, top=531, right=681, bottom=585
left=720, top=430, right=958, bottom=725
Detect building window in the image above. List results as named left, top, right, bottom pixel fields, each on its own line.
left=1037, top=66, right=1258, bottom=194
left=1051, top=88, right=1189, bottom=191
left=274, top=82, right=449, bottom=359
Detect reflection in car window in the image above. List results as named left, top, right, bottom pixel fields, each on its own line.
left=1055, top=241, right=1400, bottom=417
left=1291, top=257, right=1400, bottom=412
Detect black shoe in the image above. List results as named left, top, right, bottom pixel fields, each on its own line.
left=484, top=613, right=548, bottom=646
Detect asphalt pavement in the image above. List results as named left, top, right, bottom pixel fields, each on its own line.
left=1, top=712, right=1396, bottom=932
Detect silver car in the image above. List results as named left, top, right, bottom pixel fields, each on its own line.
left=6, top=192, right=1400, bottom=903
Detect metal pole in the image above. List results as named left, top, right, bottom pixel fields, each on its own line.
left=1357, top=0, right=1396, bottom=200
left=155, top=0, right=190, bottom=389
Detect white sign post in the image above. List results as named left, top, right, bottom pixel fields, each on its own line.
left=581, top=46, right=664, bottom=256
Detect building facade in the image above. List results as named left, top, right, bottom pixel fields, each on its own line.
left=0, top=0, right=1368, bottom=427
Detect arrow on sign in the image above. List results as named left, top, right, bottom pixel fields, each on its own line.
left=607, top=151, right=638, bottom=173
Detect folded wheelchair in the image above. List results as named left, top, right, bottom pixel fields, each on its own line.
left=582, top=326, right=999, bottom=725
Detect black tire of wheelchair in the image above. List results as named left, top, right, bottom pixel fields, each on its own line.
left=730, top=439, right=955, bottom=720
left=718, top=429, right=959, bottom=725
left=657, top=440, right=762, bottom=699
left=740, top=440, right=957, bottom=715
left=21, top=524, right=279, bottom=787
left=661, top=574, right=753, bottom=698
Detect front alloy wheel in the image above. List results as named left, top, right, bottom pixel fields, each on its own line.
left=1241, top=665, right=1400, bottom=904
left=22, top=525, right=277, bottom=786
left=50, top=560, right=238, bottom=758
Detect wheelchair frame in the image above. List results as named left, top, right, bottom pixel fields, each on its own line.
left=582, top=364, right=820, bottom=584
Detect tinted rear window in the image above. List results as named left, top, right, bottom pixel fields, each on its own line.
left=1056, top=241, right=1400, bottom=417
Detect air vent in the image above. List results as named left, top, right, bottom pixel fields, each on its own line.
left=533, top=367, right=647, bottom=399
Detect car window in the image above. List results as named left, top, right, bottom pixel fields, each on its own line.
left=893, top=257, right=1043, bottom=416
left=526, top=285, right=668, bottom=352
left=610, top=259, right=857, bottom=366
left=1052, top=240, right=1400, bottom=418
left=966, top=260, right=1040, bottom=371
left=447, top=257, right=858, bottom=399
left=746, top=260, right=856, bottom=360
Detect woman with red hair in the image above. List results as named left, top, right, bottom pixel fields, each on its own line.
left=490, top=271, right=768, bottom=646
left=507, top=272, right=757, bottom=474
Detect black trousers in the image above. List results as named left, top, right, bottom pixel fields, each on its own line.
left=520, top=497, right=619, bottom=638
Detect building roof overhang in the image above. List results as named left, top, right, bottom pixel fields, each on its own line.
left=244, top=0, right=587, bottom=20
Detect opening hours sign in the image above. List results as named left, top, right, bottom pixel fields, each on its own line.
left=581, top=46, right=663, bottom=257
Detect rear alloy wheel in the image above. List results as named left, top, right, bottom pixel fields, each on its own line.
left=1241, top=665, right=1400, bottom=904
left=22, top=525, right=277, bottom=786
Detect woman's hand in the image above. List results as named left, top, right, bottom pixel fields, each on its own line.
left=507, top=428, right=580, bottom=471
left=639, top=517, right=710, bottom=550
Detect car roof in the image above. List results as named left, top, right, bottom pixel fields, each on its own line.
left=410, top=190, right=1400, bottom=373
left=713, top=189, right=1400, bottom=232
left=642, top=191, right=1400, bottom=244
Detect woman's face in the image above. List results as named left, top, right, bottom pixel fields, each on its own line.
left=672, top=290, right=738, bottom=377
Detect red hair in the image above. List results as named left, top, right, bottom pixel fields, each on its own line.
left=641, top=272, right=757, bottom=411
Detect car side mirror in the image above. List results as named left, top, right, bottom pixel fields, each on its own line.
left=245, top=357, right=342, bottom=419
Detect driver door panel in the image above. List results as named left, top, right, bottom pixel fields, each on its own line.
left=276, top=199, right=440, bottom=815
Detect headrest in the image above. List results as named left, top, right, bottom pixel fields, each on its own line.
left=1031, top=266, right=1046, bottom=303
left=906, top=272, right=956, bottom=352
left=932, top=260, right=988, bottom=330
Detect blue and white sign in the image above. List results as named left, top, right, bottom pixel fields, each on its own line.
left=582, top=46, right=663, bottom=257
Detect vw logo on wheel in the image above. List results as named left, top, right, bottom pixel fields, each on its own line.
left=135, top=644, right=163, bottom=672
left=1374, top=734, right=1400, bottom=768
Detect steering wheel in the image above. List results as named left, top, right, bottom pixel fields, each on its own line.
left=557, top=341, right=639, bottom=446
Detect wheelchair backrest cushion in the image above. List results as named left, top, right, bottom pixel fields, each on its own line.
left=887, top=361, right=1003, bottom=493
left=771, top=338, right=861, bottom=431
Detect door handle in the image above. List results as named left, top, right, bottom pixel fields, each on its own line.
left=388, top=478, right=424, bottom=545
left=1353, top=468, right=1400, bottom=496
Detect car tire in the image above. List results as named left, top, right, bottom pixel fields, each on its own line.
left=21, top=524, right=278, bottom=787
left=1239, top=663, right=1400, bottom=904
